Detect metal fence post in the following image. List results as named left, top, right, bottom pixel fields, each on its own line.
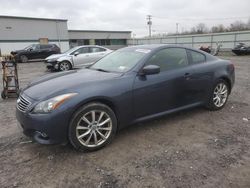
left=211, top=35, right=213, bottom=48
left=234, top=33, right=237, bottom=47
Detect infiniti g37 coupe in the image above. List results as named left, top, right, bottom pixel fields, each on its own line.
left=16, top=45, right=235, bottom=151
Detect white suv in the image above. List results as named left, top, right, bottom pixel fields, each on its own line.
left=45, top=45, right=113, bottom=71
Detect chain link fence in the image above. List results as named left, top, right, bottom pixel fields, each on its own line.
left=128, top=30, right=250, bottom=51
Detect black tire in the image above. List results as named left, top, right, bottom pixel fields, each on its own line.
left=69, top=102, right=117, bottom=151
left=1, top=91, right=6, bottom=99
left=20, top=55, right=28, bottom=63
left=206, top=79, right=229, bottom=111
left=59, top=61, right=72, bottom=71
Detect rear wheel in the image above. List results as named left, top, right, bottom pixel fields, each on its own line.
left=69, top=103, right=117, bottom=151
left=59, top=61, right=71, bottom=71
left=20, top=55, right=28, bottom=63
left=206, top=79, right=229, bottom=110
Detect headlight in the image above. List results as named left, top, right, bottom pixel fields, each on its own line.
left=47, top=58, right=58, bottom=62
left=33, top=93, right=78, bottom=113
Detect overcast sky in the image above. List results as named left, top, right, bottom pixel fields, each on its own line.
left=0, top=0, right=249, bottom=37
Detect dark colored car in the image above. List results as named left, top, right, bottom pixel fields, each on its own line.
left=16, top=45, right=235, bottom=151
left=232, top=43, right=250, bottom=55
left=11, top=44, right=61, bottom=63
left=199, top=46, right=211, bottom=54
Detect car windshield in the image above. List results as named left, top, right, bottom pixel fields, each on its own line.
left=24, top=44, right=36, bottom=50
left=90, top=49, right=148, bottom=73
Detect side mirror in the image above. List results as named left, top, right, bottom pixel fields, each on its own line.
left=141, top=65, right=160, bottom=75
left=29, top=48, right=33, bottom=51
left=74, top=52, right=80, bottom=56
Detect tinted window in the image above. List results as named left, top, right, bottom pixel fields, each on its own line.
left=146, top=48, right=188, bottom=72
left=95, top=39, right=111, bottom=45
left=33, top=44, right=40, bottom=50
left=40, top=45, right=52, bottom=49
left=189, top=50, right=206, bottom=64
left=90, top=47, right=106, bottom=53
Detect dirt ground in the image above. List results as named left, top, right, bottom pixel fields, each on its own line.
left=0, top=55, right=250, bottom=188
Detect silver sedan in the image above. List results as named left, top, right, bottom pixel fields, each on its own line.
left=45, top=45, right=113, bottom=71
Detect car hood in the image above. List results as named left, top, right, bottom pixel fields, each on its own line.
left=23, top=69, right=123, bottom=100
left=11, top=50, right=26, bottom=55
left=45, top=53, right=66, bottom=60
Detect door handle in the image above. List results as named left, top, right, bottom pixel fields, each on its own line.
left=184, top=73, right=191, bottom=80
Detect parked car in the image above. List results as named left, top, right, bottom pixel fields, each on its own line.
left=45, top=45, right=112, bottom=71
left=16, top=44, right=235, bottom=151
left=232, top=43, right=250, bottom=55
left=11, top=44, right=61, bottom=63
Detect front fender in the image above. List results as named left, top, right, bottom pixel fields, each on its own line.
left=57, top=56, right=74, bottom=67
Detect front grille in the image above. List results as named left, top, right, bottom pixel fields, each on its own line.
left=17, top=95, right=31, bottom=112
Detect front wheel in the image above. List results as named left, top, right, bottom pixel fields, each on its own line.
left=206, top=79, right=229, bottom=110
left=69, top=103, right=117, bottom=151
left=59, top=61, right=72, bottom=71
left=20, top=55, right=28, bottom=63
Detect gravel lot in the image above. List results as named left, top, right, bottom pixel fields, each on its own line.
left=0, top=56, right=250, bottom=188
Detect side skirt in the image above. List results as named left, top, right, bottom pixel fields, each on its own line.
left=132, top=102, right=203, bottom=124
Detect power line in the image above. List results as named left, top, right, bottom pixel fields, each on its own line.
left=153, top=16, right=250, bottom=21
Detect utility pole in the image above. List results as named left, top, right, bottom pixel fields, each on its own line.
left=147, top=15, right=152, bottom=37
left=176, top=23, right=179, bottom=35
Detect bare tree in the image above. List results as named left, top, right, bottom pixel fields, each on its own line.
left=211, top=24, right=226, bottom=33
left=229, top=20, right=247, bottom=31
left=196, top=23, right=209, bottom=34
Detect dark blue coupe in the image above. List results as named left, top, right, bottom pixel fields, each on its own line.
left=16, top=45, right=235, bottom=151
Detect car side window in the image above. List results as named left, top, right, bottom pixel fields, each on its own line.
left=40, top=45, right=51, bottom=49
left=188, top=50, right=206, bottom=64
left=145, top=48, right=188, bottom=72
left=74, top=47, right=89, bottom=54
left=33, top=45, right=40, bottom=50
left=90, top=47, right=106, bottom=53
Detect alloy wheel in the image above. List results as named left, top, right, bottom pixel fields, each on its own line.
left=76, top=110, right=112, bottom=147
left=213, top=82, right=228, bottom=107
left=59, top=62, right=70, bottom=71
left=20, top=55, right=28, bottom=63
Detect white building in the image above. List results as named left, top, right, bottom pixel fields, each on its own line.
left=0, top=15, right=131, bottom=54
left=0, top=15, right=69, bottom=54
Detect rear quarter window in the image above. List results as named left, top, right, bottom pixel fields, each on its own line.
left=188, top=50, right=206, bottom=64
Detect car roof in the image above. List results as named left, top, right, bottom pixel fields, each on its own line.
left=76, top=45, right=107, bottom=48
left=122, top=44, right=218, bottom=60
left=124, top=44, right=200, bottom=50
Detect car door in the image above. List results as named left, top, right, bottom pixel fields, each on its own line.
left=72, top=47, right=91, bottom=67
left=39, top=44, right=52, bottom=59
left=186, top=49, right=214, bottom=102
left=88, top=47, right=108, bottom=63
left=27, top=44, right=41, bottom=59
left=133, top=47, right=196, bottom=118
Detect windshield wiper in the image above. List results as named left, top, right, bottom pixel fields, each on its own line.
left=93, top=68, right=110, bottom=72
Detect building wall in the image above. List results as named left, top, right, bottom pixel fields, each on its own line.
left=128, top=30, right=250, bottom=51
left=68, top=30, right=131, bottom=50
left=0, top=16, right=69, bottom=54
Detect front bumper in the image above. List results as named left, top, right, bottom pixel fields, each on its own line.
left=45, top=60, right=58, bottom=70
left=16, top=98, right=71, bottom=145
